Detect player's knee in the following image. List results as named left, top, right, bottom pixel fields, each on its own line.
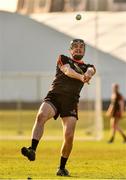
left=111, top=124, right=115, bottom=128
left=65, top=131, right=74, bottom=143
left=112, top=123, right=117, bottom=129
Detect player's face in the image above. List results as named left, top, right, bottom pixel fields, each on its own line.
left=70, top=42, right=85, bottom=60
left=112, top=84, right=119, bottom=93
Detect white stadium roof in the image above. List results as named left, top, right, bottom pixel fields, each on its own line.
left=31, top=12, right=126, bottom=63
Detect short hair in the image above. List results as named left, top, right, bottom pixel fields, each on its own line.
left=70, top=39, right=85, bottom=50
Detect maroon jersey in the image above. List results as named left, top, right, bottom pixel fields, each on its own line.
left=112, top=92, right=123, bottom=117
left=49, top=55, right=95, bottom=101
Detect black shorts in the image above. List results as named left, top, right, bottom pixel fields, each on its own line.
left=43, top=92, right=78, bottom=120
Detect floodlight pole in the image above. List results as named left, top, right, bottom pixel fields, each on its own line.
left=95, top=0, right=98, bottom=69
left=94, top=0, right=103, bottom=140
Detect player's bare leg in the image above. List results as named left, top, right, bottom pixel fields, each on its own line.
left=61, top=117, right=76, bottom=157
left=32, top=102, right=56, bottom=140
left=57, top=117, right=76, bottom=176
left=115, top=120, right=126, bottom=142
left=109, top=117, right=126, bottom=143
left=108, top=117, right=116, bottom=143
left=21, top=102, right=56, bottom=161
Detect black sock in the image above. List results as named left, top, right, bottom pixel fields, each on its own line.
left=122, top=133, right=126, bottom=140
left=31, top=139, right=39, bottom=151
left=60, top=156, right=68, bottom=169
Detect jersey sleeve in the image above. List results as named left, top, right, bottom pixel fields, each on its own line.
left=57, top=55, right=69, bottom=67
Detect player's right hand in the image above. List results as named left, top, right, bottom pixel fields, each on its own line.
left=81, top=74, right=91, bottom=84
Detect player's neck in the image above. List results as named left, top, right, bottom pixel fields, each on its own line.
left=71, top=58, right=84, bottom=64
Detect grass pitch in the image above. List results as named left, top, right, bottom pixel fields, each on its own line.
left=0, top=111, right=126, bottom=179
left=1, top=139, right=126, bottom=179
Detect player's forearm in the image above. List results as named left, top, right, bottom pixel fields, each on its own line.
left=107, top=104, right=113, bottom=112
left=120, top=101, right=124, bottom=114
left=61, top=64, right=83, bottom=82
left=65, top=67, right=83, bottom=81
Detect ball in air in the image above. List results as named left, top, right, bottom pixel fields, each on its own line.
left=75, top=14, right=82, bottom=20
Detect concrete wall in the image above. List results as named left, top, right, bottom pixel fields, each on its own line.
left=0, top=11, right=72, bottom=72
left=0, top=11, right=72, bottom=101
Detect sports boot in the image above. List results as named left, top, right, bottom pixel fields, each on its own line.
left=56, top=167, right=70, bottom=176
left=21, top=147, right=35, bottom=161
